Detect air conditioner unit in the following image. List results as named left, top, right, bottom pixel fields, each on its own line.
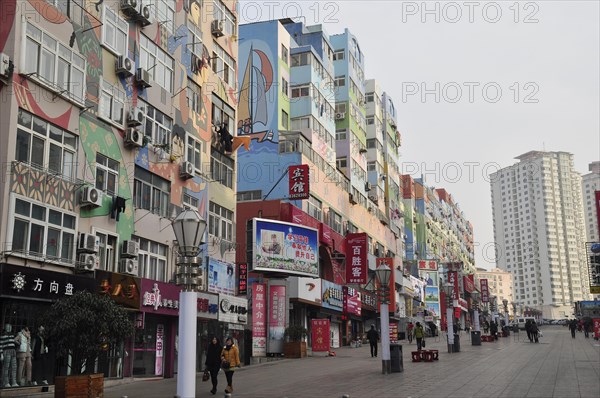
left=335, top=112, right=345, bottom=120
left=120, top=0, right=138, bottom=15
left=125, top=128, right=144, bottom=148
left=0, top=52, right=13, bottom=78
left=119, top=258, right=139, bottom=275
left=136, top=68, right=152, bottom=88
left=127, top=106, right=145, bottom=126
left=80, top=186, right=103, bottom=207
left=211, top=20, right=224, bottom=37
left=121, top=240, right=139, bottom=258
left=180, top=161, right=194, bottom=179
left=137, top=5, right=152, bottom=27
left=76, top=253, right=99, bottom=272
left=115, top=55, right=134, bottom=77
left=77, top=233, right=99, bottom=253
left=365, top=182, right=372, bottom=192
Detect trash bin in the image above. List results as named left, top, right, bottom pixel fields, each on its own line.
left=390, top=344, right=403, bottom=372
left=453, top=333, right=460, bottom=352
left=471, top=330, right=481, bottom=345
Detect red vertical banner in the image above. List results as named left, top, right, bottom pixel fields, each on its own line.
left=311, top=319, right=330, bottom=352
left=252, top=283, right=267, bottom=356
left=447, top=271, right=459, bottom=300
left=238, top=264, right=247, bottom=295
left=480, top=279, right=489, bottom=302
left=289, top=164, right=310, bottom=199
left=593, top=318, right=600, bottom=339
left=595, top=191, right=600, bottom=237
left=268, top=285, right=286, bottom=345
left=346, top=233, right=368, bottom=284
left=389, top=322, right=398, bottom=344
left=343, top=286, right=362, bottom=316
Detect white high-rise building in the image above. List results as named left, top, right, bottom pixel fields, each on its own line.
left=490, top=151, right=590, bottom=319
left=582, top=161, right=600, bottom=243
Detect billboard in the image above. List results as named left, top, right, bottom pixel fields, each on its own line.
left=252, top=218, right=319, bottom=277
left=346, top=233, right=368, bottom=284
left=586, top=242, right=600, bottom=294
left=207, top=258, right=236, bottom=295
left=419, top=269, right=438, bottom=287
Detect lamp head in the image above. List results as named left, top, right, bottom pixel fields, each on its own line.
left=171, top=209, right=207, bottom=257
left=375, top=262, right=391, bottom=287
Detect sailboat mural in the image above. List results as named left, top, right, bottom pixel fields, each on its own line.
left=237, top=46, right=275, bottom=143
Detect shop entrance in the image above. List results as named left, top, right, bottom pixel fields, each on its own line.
left=133, top=319, right=165, bottom=377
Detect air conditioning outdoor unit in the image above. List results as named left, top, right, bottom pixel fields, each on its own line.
left=121, top=240, right=140, bottom=258
left=115, top=55, right=134, bottom=77
left=80, top=186, right=103, bottom=207
left=211, top=20, right=224, bottom=37
left=335, top=112, right=345, bottom=120
left=119, top=258, right=139, bottom=275
left=76, top=253, right=99, bottom=272
left=78, top=233, right=99, bottom=253
left=0, top=53, right=13, bottom=78
left=136, top=68, right=152, bottom=88
left=125, top=128, right=144, bottom=148
left=137, top=4, right=152, bottom=27
left=120, top=0, right=138, bottom=15
left=128, top=106, right=145, bottom=126
left=180, top=161, right=194, bottom=179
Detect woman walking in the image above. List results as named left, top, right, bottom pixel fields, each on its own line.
left=413, top=322, right=426, bottom=351
left=221, top=337, right=241, bottom=394
left=204, top=336, right=221, bottom=395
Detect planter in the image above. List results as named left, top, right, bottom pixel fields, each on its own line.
left=54, top=373, right=104, bottom=398
left=283, top=341, right=307, bottom=358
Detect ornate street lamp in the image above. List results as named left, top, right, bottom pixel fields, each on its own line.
left=471, top=291, right=481, bottom=346
left=172, top=209, right=207, bottom=398
left=443, top=283, right=455, bottom=353
left=375, top=262, right=391, bottom=374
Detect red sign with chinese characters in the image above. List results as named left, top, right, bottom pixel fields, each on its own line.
left=593, top=318, right=600, bottom=339
left=346, top=233, right=368, bottom=284
left=238, top=264, right=247, bottom=295
left=252, top=283, right=267, bottom=356
left=480, top=279, right=489, bottom=303
left=418, top=260, right=438, bottom=271
left=463, top=275, right=475, bottom=293
left=311, top=319, right=330, bottom=352
left=343, top=286, right=362, bottom=316
left=447, top=271, right=459, bottom=300
left=389, top=322, right=398, bottom=344
left=289, top=164, right=310, bottom=199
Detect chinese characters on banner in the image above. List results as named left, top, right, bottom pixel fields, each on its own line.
left=480, top=278, right=489, bottom=303
left=417, top=260, right=438, bottom=270
left=389, top=323, right=398, bottom=344
left=343, top=286, right=362, bottom=316
left=447, top=271, right=459, bottom=300
left=252, top=283, right=267, bottom=356
left=269, top=285, right=286, bottom=347
left=238, top=264, right=248, bottom=295
left=346, top=233, right=367, bottom=284
left=155, top=324, right=164, bottom=375
left=311, top=319, right=330, bottom=352
left=288, top=164, right=310, bottom=200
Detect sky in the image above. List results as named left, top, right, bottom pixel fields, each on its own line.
left=238, top=0, right=600, bottom=269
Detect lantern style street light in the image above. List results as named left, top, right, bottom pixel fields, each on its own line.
left=443, top=283, right=455, bottom=353
left=172, top=209, right=207, bottom=398
left=375, top=262, right=391, bottom=374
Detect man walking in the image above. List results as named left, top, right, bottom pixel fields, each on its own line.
left=367, top=325, right=379, bottom=357
left=414, top=322, right=426, bottom=351
left=569, top=319, right=577, bottom=338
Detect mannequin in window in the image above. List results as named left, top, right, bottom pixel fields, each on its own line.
left=0, top=323, right=18, bottom=388
left=31, top=326, right=48, bottom=386
left=15, top=327, right=32, bottom=386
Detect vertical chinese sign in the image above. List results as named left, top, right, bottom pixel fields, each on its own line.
left=480, top=279, right=489, bottom=303
left=311, top=319, right=330, bottom=351
left=155, top=324, right=164, bottom=375
left=346, top=233, right=368, bottom=284
left=268, top=285, right=286, bottom=354
left=447, top=271, right=459, bottom=300
left=252, top=283, right=267, bottom=356
left=238, top=264, right=247, bottom=295
left=289, top=164, right=310, bottom=200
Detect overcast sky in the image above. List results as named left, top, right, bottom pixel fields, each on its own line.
left=238, top=1, right=600, bottom=269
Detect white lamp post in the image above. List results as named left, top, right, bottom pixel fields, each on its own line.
left=172, top=209, right=206, bottom=398
left=375, top=262, right=391, bottom=374
left=502, top=299, right=509, bottom=329
left=443, top=283, right=455, bottom=353
left=471, top=291, right=480, bottom=333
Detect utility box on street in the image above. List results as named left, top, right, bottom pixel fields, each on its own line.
left=390, top=344, right=403, bottom=372
left=471, top=330, right=481, bottom=345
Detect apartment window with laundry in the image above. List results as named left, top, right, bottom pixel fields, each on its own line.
left=95, top=153, right=119, bottom=196
left=133, top=166, right=170, bottom=218
left=211, top=94, right=235, bottom=133
left=208, top=202, right=234, bottom=242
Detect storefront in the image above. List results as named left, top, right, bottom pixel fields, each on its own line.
left=342, top=286, right=362, bottom=345
left=196, top=291, right=219, bottom=372
left=320, top=280, right=343, bottom=348
left=0, top=263, right=96, bottom=388
left=288, top=276, right=323, bottom=349
left=217, top=294, right=248, bottom=363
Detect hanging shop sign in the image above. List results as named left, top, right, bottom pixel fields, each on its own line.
left=346, top=233, right=368, bottom=284
left=96, top=270, right=140, bottom=309
left=218, top=294, right=248, bottom=324
left=343, top=286, right=361, bottom=316
left=155, top=324, right=164, bottom=376
left=321, top=280, right=343, bottom=311
left=238, top=263, right=248, bottom=295
left=197, top=292, right=218, bottom=319
left=288, top=164, right=310, bottom=200
left=418, top=260, right=438, bottom=271
left=480, top=278, right=489, bottom=303
left=447, top=271, right=459, bottom=300
left=252, top=283, right=267, bottom=357
left=140, top=279, right=181, bottom=315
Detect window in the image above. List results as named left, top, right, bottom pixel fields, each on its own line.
left=208, top=202, right=234, bottom=242
left=281, top=44, right=288, bottom=63
left=95, top=153, right=119, bottom=196
left=187, top=19, right=203, bottom=56
left=140, top=100, right=173, bottom=147
left=366, top=117, right=374, bottom=125
left=281, top=77, right=289, bottom=96
left=291, top=117, right=310, bottom=130
left=153, top=0, right=175, bottom=34
left=186, top=79, right=202, bottom=114
left=102, top=5, right=128, bottom=55
left=186, top=135, right=203, bottom=173
left=366, top=93, right=374, bottom=103
left=291, top=52, right=310, bottom=67
left=334, top=76, right=346, bottom=87
left=99, top=78, right=125, bottom=126
left=10, top=195, right=76, bottom=263
left=133, top=166, right=170, bottom=218
left=237, top=190, right=262, bottom=201
left=96, top=231, right=118, bottom=272
left=335, top=103, right=347, bottom=114
left=46, top=0, right=85, bottom=24
left=282, top=110, right=289, bottom=130
left=23, top=21, right=86, bottom=104
left=212, top=94, right=235, bottom=132
left=139, top=34, right=174, bottom=92
left=211, top=149, right=234, bottom=188
left=327, top=210, right=342, bottom=234
left=307, top=196, right=322, bottom=221
left=336, top=157, right=347, bottom=170
left=333, top=50, right=344, bottom=61
left=336, top=129, right=347, bottom=141
left=212, top=0, right=237, bottom=36
left=212, top=43, right=236, bottom=86
left=367, top=161, right=376, bottom=172
left=16, top=109, right=77, bottom=180
left=135, top=237, right=168, bottom=281
left=291, top=85, right=310, bottom=98
left=183, top=191, right=199, bottom=209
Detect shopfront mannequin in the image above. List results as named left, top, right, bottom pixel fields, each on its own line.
left=0, top=323, right=18, bottom=388
left=15, top=327, right=32, bottom=386
left=31, top=326, right=49, bottom=386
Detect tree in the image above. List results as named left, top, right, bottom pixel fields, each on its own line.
left=40, top=291, right=133, bottom=375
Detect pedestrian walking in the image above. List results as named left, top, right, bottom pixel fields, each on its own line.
left=483, top=320, right=490, bottom=335
left=220, top=337, right=240, bottom=394
left=530, top=321, right=539, bottom=343
left=406, top=322, right=414, bottom=344
left=414, top=322, right=426, bottom=351
left=367, top=324, right=379, bottom=357
left=569, top=319, right=577, bottom=338
left=204, top=336, right=221, bottom=395
left=525, top=319, right=533, bottom=342
left=583, top=318, right=592, bottom=338
left=490, top=321, right=498, bottom=340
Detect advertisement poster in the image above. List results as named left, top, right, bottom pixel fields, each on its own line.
left=207, top=258, right=236, bottom=295
left=322, top=280, right=343, bottom=311
left=425, top=286, right=439, bottom=302
left=253, top=218, right=319, bottom=277
left=268, top=285, right=286, bottom=353
left=155, top=324, right=164, bottom=376
left=593, top=318, right=600, bottom=340
left=426, top=302, right=440, bottom=317
left=238, top=263, right=248, bottom=295
left=346, top=233, right=368, bottom=284
left=343, top=286, right=362, bottom=316
left=389, top=322, right=398, bottom=344
left=311, top=319, right=330, bottom=352
left=252, top=283, right=267, bottom=357
left=288, top=164, right=310, bottom=199
left=419, top=270, right=438, bottom=287
left=480, top=278, right=489, bottom=302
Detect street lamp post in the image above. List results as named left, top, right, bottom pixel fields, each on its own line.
left=502, top=299, right=509, bottom=328
left=172, top=209, right=207, bottom=398
left=471, top=291, right=481, bottom=346
left=375, top=262, right=391, bottom=374
left=443, top=283, right=455, bottom=353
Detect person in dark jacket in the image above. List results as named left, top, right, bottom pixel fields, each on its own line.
left=569, top=319, right=578, bottom=338
left=525, top=319, right=533, bottom=342
left=366, top=325, right=379, bottom=357
left=490, top=321, right=498, bottom=340
left=530, top=321, right=539, bottom=343
left=204, top=336, right=221, bottom=395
